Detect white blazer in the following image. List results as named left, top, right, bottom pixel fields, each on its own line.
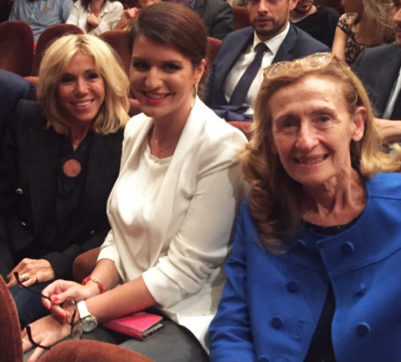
left=98, top=98, right=247, bottom=350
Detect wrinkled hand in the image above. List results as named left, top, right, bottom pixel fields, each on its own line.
left=7, top=258, right=55, bottom=288
left=42, top=279, right=96, bottom=321
left=87, top=13, right=101, bottom=27
left=22, top=315, right=71, bottom=362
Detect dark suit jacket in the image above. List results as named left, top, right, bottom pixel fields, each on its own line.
left=0, top=70, right=35, bottom=158
left=206, top=23, right=329, bottom=108
left=193, top=0, right=234, bottom=40
left=353, top=43, right=401, bottom=119
left=0, top=100, right=123, bottom=279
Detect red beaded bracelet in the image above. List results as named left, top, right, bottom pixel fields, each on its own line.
left=82, top=275, right=105, bottom=294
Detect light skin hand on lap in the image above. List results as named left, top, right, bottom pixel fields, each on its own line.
left=21, top=314, right=71, bottom=362
left=6, top=258, right=55, bottom=288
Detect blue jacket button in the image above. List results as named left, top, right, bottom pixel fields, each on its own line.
left=356, top=322, right=371, bottom=336
left=356, top=283, right=367, bottom=296
left=296, top=239, right=306, bottom=248
left=286, top=281, right=299, bottom=293
left=271, top=316, right=284, bottom=329
left=342, top=241, right=355, bottom=256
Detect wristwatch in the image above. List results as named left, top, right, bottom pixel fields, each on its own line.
left=76, top=300, right=98, bottom=333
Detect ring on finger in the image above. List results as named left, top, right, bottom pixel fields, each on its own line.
left=20, top=273, right=29, bottom=282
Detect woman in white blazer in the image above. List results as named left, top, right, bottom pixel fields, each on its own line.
left=23, top=3, right=247, bottom=362
left=66, top=0, right=123, bottom=35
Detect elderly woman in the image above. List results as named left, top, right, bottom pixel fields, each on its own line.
left=1, top=34, right=129, bottom=329
left=22, top=3, right=246, bottom=362
left=66, top=0, right=124, bottom=35
left=209, top=52, right=401, bottom=361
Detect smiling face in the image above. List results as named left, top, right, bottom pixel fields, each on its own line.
left=130, top=35, right=204, bottom=124
left=57, top=52, right=105, bottom=129
left=269, top=75, right=365, bottom=188
left=248, top=0, right=297, bottom=41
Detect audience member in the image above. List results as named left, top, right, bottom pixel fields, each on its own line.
left=2, top=34, right=129, bottom=328
left=206, top=0, right=328, bottom=121
left=353, top=0, right=401, bottom=143
left=23, top=4, right=246, bottom=362
left=0, top=70, right=36, bottom=159
left=332, top=0, right=394, bottom=65
left=167, top=0, right=234, bottom=40
left=209, top=52, right=401, bottom=361
left=9, top=0, right=73, bottom=42
left=66, top=0, right=123, bottom=35
left=115, top=0, right=160, bottom=30
left=290, top=0, right=340, bottom=47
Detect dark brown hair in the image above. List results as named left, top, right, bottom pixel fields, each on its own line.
left=128, top=2, right=207, bottom=67
left=81, top=0, right=107, bottom=11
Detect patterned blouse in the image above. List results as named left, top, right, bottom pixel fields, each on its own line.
left=337, top=12, right=394, bottom=65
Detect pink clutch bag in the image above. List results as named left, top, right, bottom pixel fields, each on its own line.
left=102, top=312, right=164, bottom=340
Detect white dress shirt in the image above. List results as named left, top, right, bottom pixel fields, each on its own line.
left=224, top=22, right=290, bottom=116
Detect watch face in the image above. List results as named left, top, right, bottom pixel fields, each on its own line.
left=82, top=317, right=98, bottom=333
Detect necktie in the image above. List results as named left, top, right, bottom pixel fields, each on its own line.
left=390, top=89, right=401, bottom=120
left=229, top=42, right=268, bottom=106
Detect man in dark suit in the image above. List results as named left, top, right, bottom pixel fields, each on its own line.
left=353, top=0, right=401, bottom=143
left=168, top=0, right=234, bottom=40
left=206, top=0, right=329, bottom=121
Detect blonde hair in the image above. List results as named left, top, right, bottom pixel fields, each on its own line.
left=354, top=0, right=394, bottom=46
left=241, top=53, right=401, bottom=253
left=37, top=34, right=130, bottom=135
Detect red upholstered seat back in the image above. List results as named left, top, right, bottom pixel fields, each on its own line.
left=0, top=20, right=34, bottom=77
left=0, top=276, right=23, bottom=362
left=32, top=23, right=84, bottom=76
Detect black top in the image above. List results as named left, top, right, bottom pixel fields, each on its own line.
left=293, top=6, right=340, bottom=47
left=57, top=133, right=92, bottom=238
left=303, top=218, right=359, bottom=361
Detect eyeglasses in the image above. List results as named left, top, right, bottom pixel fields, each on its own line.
left=24, top=301, right=80, bottom=350
left=14, top=272, right=51, bottom=301
left=24, top=299, right=81, bottom=350
left=16, top=272, right=82, bottom=349
left=263, top=52, right=343, bottom=79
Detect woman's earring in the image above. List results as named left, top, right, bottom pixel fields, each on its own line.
left=193, top=83, right=199, bottom=98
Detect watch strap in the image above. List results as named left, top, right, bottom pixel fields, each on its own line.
left=76, top=300, right=91, bottom=319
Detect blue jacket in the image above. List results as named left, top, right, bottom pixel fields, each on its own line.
left=210, top=173, right=401, bottom=361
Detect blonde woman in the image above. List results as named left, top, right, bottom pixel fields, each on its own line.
left=2, top=34, right=129, bottom=329
left=332, top=0, right=395, bottom=65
